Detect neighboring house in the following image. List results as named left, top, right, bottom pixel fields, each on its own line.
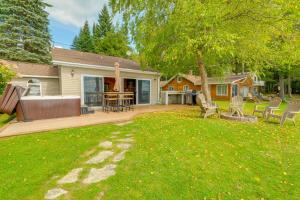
left=8, top=48, right=160, bottom=107
left=161, top=73, right=264, bottom=100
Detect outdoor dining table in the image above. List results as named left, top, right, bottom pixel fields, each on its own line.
left=103, top=92, right=134, bottom=112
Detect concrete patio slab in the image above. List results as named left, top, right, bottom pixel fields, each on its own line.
left=0, top=105, right=190, bottom=138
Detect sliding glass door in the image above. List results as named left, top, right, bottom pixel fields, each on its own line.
left=83, top=76, right=103, bottom=107
left=137, top=80, right=151, bottom=104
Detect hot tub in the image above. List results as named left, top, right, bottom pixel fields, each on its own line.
left=16, top=96, right=81, bottom=121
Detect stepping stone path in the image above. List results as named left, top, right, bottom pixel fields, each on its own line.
left=117, top=138, right=134, bottom=143
left=45, top=188, right=68, bottom=200
left=86, top=151, right=114, bottom=164
left=83, top=164, right=117, bottom=184
left=44, top=131, right=134, bottom=199
left=113, top=150, right=128, bottom=162
left=117, top=143, right=132, bottom=150
left=57, top=168, right=83, bottom=184
left=99, top=141, right=113, bottom=149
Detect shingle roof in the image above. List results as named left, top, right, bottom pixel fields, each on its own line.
left=4, top=60, right=58, bottom=77
left=2, top=48, right=157, bottom=77
left=161, top=73, right=249, bottom=87
left=52, top=48, right=153, bottom=71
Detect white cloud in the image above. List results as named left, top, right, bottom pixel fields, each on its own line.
left=54, top=45, right=63, bottom=48
left=45, top=0, right=108, bottom=28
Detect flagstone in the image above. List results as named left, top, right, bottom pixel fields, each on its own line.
left=86, top=151, right=114, bottom=164
left=57, top=168, right=83, bottom=184
left=116, top=143, right=131, bottom=150
left=82, top=164, right=117, bottom=184
left=113, top=150, right=128, bottom=162
left=117, top=138, right=134, bottom=143
left=44, top=188, right=68, bottom=200
left=99, top=141, right=113, bottom=149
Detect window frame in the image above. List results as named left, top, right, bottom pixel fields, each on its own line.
left=177, top=76, right=183, bottom=83
left=168, top=86, right=174, bottom=91
left=27, top=79, right=42, bottom=96
left=183, top=85, right=189, bottom=91
left=216, top=84, right=228, bottom=96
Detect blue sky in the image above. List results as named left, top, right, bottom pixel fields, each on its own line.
left=45, top=0, right=108, bottom=49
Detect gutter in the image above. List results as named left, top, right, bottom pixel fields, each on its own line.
left=53, top=60, right=160, bottom=76
left=20, top=75, right=59, bottom=79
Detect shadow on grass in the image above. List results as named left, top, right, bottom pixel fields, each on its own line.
left=0, top=114, right=15, bottom=127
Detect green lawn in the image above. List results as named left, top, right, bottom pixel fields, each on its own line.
left=0, top=102, right=299, bottom=200
left=0, top=114, right=14, bottom=128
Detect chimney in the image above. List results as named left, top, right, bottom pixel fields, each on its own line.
left=189, top=70, right=193, bottom=75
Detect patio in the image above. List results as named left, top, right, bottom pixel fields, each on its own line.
left=0, top=105, right=190, bottom=138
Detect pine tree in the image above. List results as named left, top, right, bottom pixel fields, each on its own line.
left=71, top=36, right=79, bottom=50
left=73, top=21, right=94, bottom=52
left=95, top=5, right=113, bottom=39
left=95, top=30, right=131, bottom=58
left=0, top=0, right=52, bottom=63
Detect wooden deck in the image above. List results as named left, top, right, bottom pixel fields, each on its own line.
left=0, top=105, right=190, bottom=138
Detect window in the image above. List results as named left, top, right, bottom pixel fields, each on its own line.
left=27, top=79, right=42, bottom=96
left=177, top=76, right=182, bottom=82
left=183, top=85, right=189, bottom=91
left=168, top=86, right=174, bottom=91
left=216, top=85, right=228, bottom=96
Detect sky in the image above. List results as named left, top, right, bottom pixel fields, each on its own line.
left=45, top=0, right=108, bottom=49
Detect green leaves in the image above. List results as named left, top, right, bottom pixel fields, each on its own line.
left=111, top=0, right=299, bottom=77
left=72, top=5, right=131, bottom=58
left=72, top=21, right=94, bottom=52
left=0, top=60, right=15, bottom=94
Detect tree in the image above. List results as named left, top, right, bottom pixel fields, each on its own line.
left=94, top=30, right=131, bottom=58
left=72, top=21, right=94, bottom=52
left=265, top=4, right=300, bottom=99
left=0, top=0, right=52, bottom=63
left=111, top=0, right=294, bottom=103
left=94, top=5, right=113, bottom=40
left=0, top=60, right=15, bottom=94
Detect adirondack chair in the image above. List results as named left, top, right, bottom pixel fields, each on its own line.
left=266, top=100, right=300, bottom=127
left=229, top=96, right=244, bottom=117
left=253, top=97, right=282, bottom=118
left=196, top=93, right=219, bottom=118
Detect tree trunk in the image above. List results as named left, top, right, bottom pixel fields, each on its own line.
left=197, top=58, right=211, bottom=103
left=288, top=72, right=293, bottom=98
left=279, top=75, right=285, bottom=100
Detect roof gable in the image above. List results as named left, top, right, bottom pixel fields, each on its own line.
left=52, top=48, right=155, bottom=72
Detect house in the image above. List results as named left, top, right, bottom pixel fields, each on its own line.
left=161, top=72, right=264, bottom=101
left=7, top=48, right=161, bottom=107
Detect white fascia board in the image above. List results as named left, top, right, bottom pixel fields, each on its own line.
left=20, top=75, right=59, bottom=79
left=53, top=60, right=160, bottom=76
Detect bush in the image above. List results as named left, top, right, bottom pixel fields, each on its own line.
left=0, top=60, right=15, bottom=94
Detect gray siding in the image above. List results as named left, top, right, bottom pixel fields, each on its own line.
left=11, top=77, right=60, bottom=96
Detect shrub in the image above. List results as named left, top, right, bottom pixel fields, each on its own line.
left=0, top=60, right=15, bottom=94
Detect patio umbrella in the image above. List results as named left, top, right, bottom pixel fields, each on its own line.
left=113, top=62, right=121, bottom=92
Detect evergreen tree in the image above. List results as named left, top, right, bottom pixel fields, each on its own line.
left=0, top=0, right=52, bottom=63
left=71, top=36, right=79, bottom=50
left=95, top=30, right=131, bottom=58
left=95, top=5, right=113, bottom=39
left=73, top=21, right=94, bottom=52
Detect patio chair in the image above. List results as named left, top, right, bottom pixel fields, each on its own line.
left=266, top=100, right=300, bottom=127
left=253, top=97, right=282, bottom=118
left=229, top=96, right=244, bottom=117
left=196, top=93, right=219, bottom=118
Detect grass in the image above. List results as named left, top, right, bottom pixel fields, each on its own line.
left=0, top=114, right=15, bottom=128
left=0, top=102, right=299, bottom=200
